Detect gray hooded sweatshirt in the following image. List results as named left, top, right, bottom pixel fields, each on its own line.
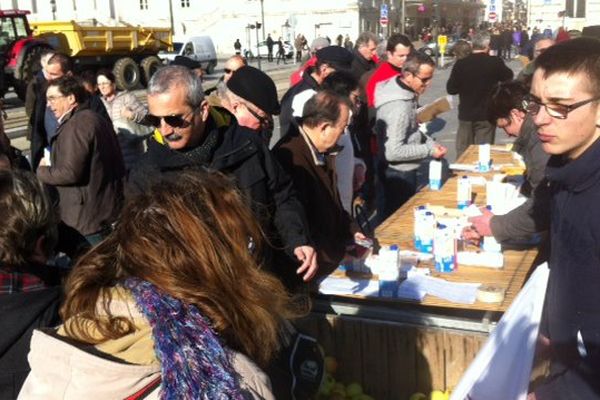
left=374, top=77, right=434, bottom=171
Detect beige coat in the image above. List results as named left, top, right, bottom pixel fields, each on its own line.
left=18, top=290, right=275, bottom=400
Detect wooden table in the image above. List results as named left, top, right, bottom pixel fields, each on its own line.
left=297, top=145, right=541, bottom=399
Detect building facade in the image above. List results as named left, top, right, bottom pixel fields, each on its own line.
left=2, top=0, right=494, bottom=55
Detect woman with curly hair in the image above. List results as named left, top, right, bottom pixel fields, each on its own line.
left=19, top=169, right=304, bottom=399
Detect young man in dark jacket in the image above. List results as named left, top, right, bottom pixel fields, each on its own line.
left=0, top=170, right=63, bottom=399
left=128, top=66, right=317, bottom=288
left=523, top=38, right=600, bottom=400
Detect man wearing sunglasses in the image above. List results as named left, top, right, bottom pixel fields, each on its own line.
left=523, top=38, right=600, bottom=400
left=128, top=65, right=318, bottom=289
left=374, top=52, right=447, bottom=223
left=447, top=31, right=513, bottom=157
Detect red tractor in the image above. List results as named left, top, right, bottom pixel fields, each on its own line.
left=0, top=9, right=51, bottom=100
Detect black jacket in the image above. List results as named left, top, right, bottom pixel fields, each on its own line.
left=279, top=71, right=320, bottom=138
left=0, top=267, right=62, bottom=400
left=446, top=52, right=513, bottom=121
left=350, top=49, right=376, bottom=82
left=534, top=137, right=600, bottom=399
left=128, top=117, right=311, bottom=281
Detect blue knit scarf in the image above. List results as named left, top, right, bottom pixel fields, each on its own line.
left=123, top=278, right=244, bottom=400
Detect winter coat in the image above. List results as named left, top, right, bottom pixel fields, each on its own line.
left=490, top=116, right=550, bottom=241
left=101, top=91, right=152, bottom=170
left=0, top=266, right=62, bottom=400
left=375, top=77, right=435, bottom=171
left=280, top=72, right=320, bottom=137
left=127, top=117, right=310, bottom=281
left=533, top=137, right=600, bottom=399
left=447, top=52, right=513, bottom=121
left=36, top=106, right=125, bottom=236
left=366, top=61, right=402, bottom=108
left=19, top=289, right=274, bottom=400
left=273, top=123, right=357, bottom=277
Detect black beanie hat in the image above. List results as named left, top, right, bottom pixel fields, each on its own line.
left=226, top=66, right=280, bottom=115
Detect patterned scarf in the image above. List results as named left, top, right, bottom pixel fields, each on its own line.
left=123, top=278, right=244, bottom=400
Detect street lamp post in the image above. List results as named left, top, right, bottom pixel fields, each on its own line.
left=260, top=0, right=265, bottom=41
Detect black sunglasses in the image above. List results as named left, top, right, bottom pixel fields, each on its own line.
left=147, top=108, right=196, bottom=128
left=245, top=105, right=273, bottom=128
left=224, top=68, right=233, bottom=74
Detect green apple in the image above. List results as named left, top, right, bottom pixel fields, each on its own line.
left=409, top=393, right=428, bottom=400
left=346, top=382, right=363, bottom=398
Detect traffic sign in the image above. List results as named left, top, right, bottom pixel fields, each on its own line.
left=488, top=11, right=497, bottom=21
left=380, top=16, right=389, bottom=27
left=380, top=3, right=389, bottom=18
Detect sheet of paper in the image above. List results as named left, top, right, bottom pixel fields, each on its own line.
left=400, top=275, right=481, bottom=304
left=318, top=276, right=380, bottom=297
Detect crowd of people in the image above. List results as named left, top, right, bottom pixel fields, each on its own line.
left=0, top=26, right=599, bottom=399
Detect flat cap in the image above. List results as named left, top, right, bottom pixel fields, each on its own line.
left=226, top=66, right=280, bottom=115
left=171, top=55, right=202, bottom=70
left=315, top=46, right=353, bottom=70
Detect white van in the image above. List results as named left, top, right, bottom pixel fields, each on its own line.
left=159, top=36, right=218, bottom=73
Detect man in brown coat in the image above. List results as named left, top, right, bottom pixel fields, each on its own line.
left=273, top=90, right=367, bottom=278
left=36, top=75, right=125, bottom=244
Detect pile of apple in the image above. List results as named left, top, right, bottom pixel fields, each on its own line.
left=317, top=356, right=375, bottom=400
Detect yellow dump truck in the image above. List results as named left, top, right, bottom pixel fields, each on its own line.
left=30, top=20, right=172, bottom=90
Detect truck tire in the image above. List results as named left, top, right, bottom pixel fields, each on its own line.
left=140, top=56, right=161, bottom=85
left=113, top=57, right=140, bottom=91
left=205, top=62, right=215, bottom=74
left=15, top=45, right=48, bottom=101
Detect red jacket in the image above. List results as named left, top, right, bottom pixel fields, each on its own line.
left=366, top=62, right=402, bottom=108
left=290, top=56, right=317, bottom=86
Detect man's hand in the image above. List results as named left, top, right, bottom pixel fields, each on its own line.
left=294, top=245, right=318, bottom=282
left=468, top=206, right=494, bottom=237
left=38, top=156, right=49, bottom=167
left=431, top=144, right=447, bottom=159
left=461, top=226, right=482, bottom=246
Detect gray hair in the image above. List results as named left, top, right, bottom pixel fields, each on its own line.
left=216, top=81, right=249, bottom=108
left=472, top=32, right=491, bottom=50
left=148, top=65, right=205, bottom=108
left=355, top=31, right=378, bottom=49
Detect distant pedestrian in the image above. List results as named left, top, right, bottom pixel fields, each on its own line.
left=276, top=37, right=287, bottom=65
left=266, top=34, right=274, bottom=62
left=234, top=39, right=242, bottom=55
left=447, top=31, right=513, bottom=156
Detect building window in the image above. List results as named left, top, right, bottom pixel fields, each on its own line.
left=181, top=0, right=190, bottom=7
left=140, top=0, right=148, bottom=10
left=566, top=0, right=585, bottom=18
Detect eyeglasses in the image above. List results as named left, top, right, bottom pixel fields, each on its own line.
left=523, top=95, right=600, bottom=119
left=147, top=108, right=196, bottom=128
left=224, top=68, right=233, bottom=74
left=97, top=82, right=112, bottom=87
left=46, top=95, right=65, bottom=103
left=245, top=105, right=273, bottom=128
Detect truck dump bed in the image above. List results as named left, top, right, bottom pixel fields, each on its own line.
left=30, top=20, right=172, bottom=57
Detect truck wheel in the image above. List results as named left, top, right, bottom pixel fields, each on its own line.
left=205, top=62, right=215, bottom=74
left=16, top=46, right=49, bottom=101
left=140, top=56, right=161, bottom=85
left=113, top=57, right=140, bottom=91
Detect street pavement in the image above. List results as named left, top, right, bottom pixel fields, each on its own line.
left=7, top=55, right=525, bottom=163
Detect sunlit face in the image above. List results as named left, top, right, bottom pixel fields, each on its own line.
left=317, top=103, right=350, bottom=152
left=223, top=58, right=245, bottom=83
left=44, top=62, right=65, bottom=81
left=496, top=109, right=525, bottom=137
left=534, top=39, right=554, bottom=59
left=46, top=85, right=76, bottom=119
left=358, top=39, right=377, bottom=61
left=404, top=64, right=434, bottom=95
left=97, top=75, right=116, bottom=98
left=232, top=100, right=273, bottom=132
left=530, top=69, right=600, bottom=159
left=387, top=43, right=411, bottom=68
left=147, top=85, right=209, bottom=150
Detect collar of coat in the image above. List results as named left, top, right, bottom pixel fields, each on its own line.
left=546, top=136, right=600, bottom=193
